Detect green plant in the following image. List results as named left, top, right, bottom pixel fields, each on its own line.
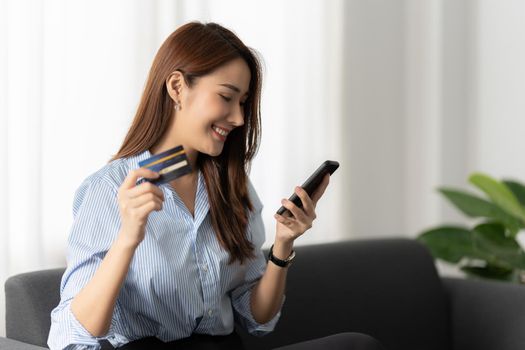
left=417, top=173, right=525, bottom=284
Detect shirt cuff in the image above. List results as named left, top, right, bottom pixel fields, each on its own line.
left=48, top=300, right=101, bottom=349
left=71, top=302, right=131, bottom=349
left=49, top=300, right=131, bottom=350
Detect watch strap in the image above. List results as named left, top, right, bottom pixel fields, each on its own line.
left=268, top=244, right=295, bottom=267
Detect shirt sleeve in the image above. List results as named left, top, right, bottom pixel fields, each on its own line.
left=230, top=179, right=285, bottom=336
left=47, top=177, right=130, bottom=350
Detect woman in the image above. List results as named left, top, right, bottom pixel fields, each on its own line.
left=47, top=21, right=385, bottom=350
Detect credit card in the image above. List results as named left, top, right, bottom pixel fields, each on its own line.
left=136, top=145, right=193, bottom=186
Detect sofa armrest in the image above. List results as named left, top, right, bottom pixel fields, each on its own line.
left=0, top=337, right=48, bottom=350
left=5, top=268, right=64, bottom=346
left=443, top=277, right=525, bottom=350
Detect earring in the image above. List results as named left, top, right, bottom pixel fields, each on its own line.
left=174, top=101, right=181, bottom=111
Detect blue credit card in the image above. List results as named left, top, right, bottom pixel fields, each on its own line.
left=136, top=145, right=192, bottom=186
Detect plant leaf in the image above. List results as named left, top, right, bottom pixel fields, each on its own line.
left=472, top=222, right=525, bottom=269
left=438, top=187, right=523, bottom=235
left=469, top=173, right=525, bottom=222
left=417, top=226, right=481, bottom=263
left=503, top=180, right=525, bottom=206
left=439, top=188, right=498, bottom=217
left=460, top=264, right=515, bottom=282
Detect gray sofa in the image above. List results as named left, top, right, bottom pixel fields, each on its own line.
left=3, top=238, right=525, bottom=350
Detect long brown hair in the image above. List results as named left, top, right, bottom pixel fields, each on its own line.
left=109, top=21, right=263, bottom=265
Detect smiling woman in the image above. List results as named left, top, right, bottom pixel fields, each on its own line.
left=45, top=21, right=382, bottom=350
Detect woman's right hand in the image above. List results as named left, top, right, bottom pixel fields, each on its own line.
left=117, top=168, right=165, bottom=248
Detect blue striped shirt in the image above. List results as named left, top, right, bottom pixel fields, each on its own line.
left=47, top=149, right=283, bottom=350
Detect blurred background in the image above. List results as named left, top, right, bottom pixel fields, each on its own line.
left=1, top=0, right=525, bottom=337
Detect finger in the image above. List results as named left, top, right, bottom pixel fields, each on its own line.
left=311, top=174, right=330, bottom=204
left=274, top=213, right=296, bottom=226
left=134, top=200, right=162, bottom=218
left=127, top=181, right=165, bottom=201
left=280, top=198, right=309, bottom=222
left=294, top=186, right=316, bottom=217
left=122, top=168, right=160, bottom=190
left=127, top=192, right=163, bottom=210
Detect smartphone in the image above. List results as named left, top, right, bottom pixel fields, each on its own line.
left=276, top=160, right=339, bottom=216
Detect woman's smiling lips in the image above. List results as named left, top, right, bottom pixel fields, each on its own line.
left=211, top=124, right=231, bottom=141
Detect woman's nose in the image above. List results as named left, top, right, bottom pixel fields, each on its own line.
left=229, top=105, right=245, bottom=127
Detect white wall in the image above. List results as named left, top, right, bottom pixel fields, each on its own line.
left=342, top=0, right=406, bottom=238
left=342, top=0, right=525, bottom=240
left=474, top=0, right=525, bottom=179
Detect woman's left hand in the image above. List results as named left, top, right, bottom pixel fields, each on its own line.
left=274, top=173, right=330, bottom=243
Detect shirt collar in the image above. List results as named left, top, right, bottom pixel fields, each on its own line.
left=193, top=169, right=209, bottom=228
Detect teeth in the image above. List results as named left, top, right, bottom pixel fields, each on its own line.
left=212, top=125, right=228, bottom=136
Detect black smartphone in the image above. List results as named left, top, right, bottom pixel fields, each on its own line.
left=276, top=160, right=339, bottom=217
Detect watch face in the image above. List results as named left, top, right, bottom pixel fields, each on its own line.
left=287, top=250, right=296, bottom=262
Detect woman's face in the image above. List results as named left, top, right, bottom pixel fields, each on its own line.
left=166, top=58, right=251, bottom=158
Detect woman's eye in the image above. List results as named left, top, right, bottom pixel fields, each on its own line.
left=220, top=95, right=231, bottom=102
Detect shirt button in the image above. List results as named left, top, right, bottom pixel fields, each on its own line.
left=202, top=264, right=208, bottom=272
left=208, top=309, right=213, bottom=316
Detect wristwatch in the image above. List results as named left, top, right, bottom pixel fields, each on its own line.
left=268, top=244, right=296, bottom=268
